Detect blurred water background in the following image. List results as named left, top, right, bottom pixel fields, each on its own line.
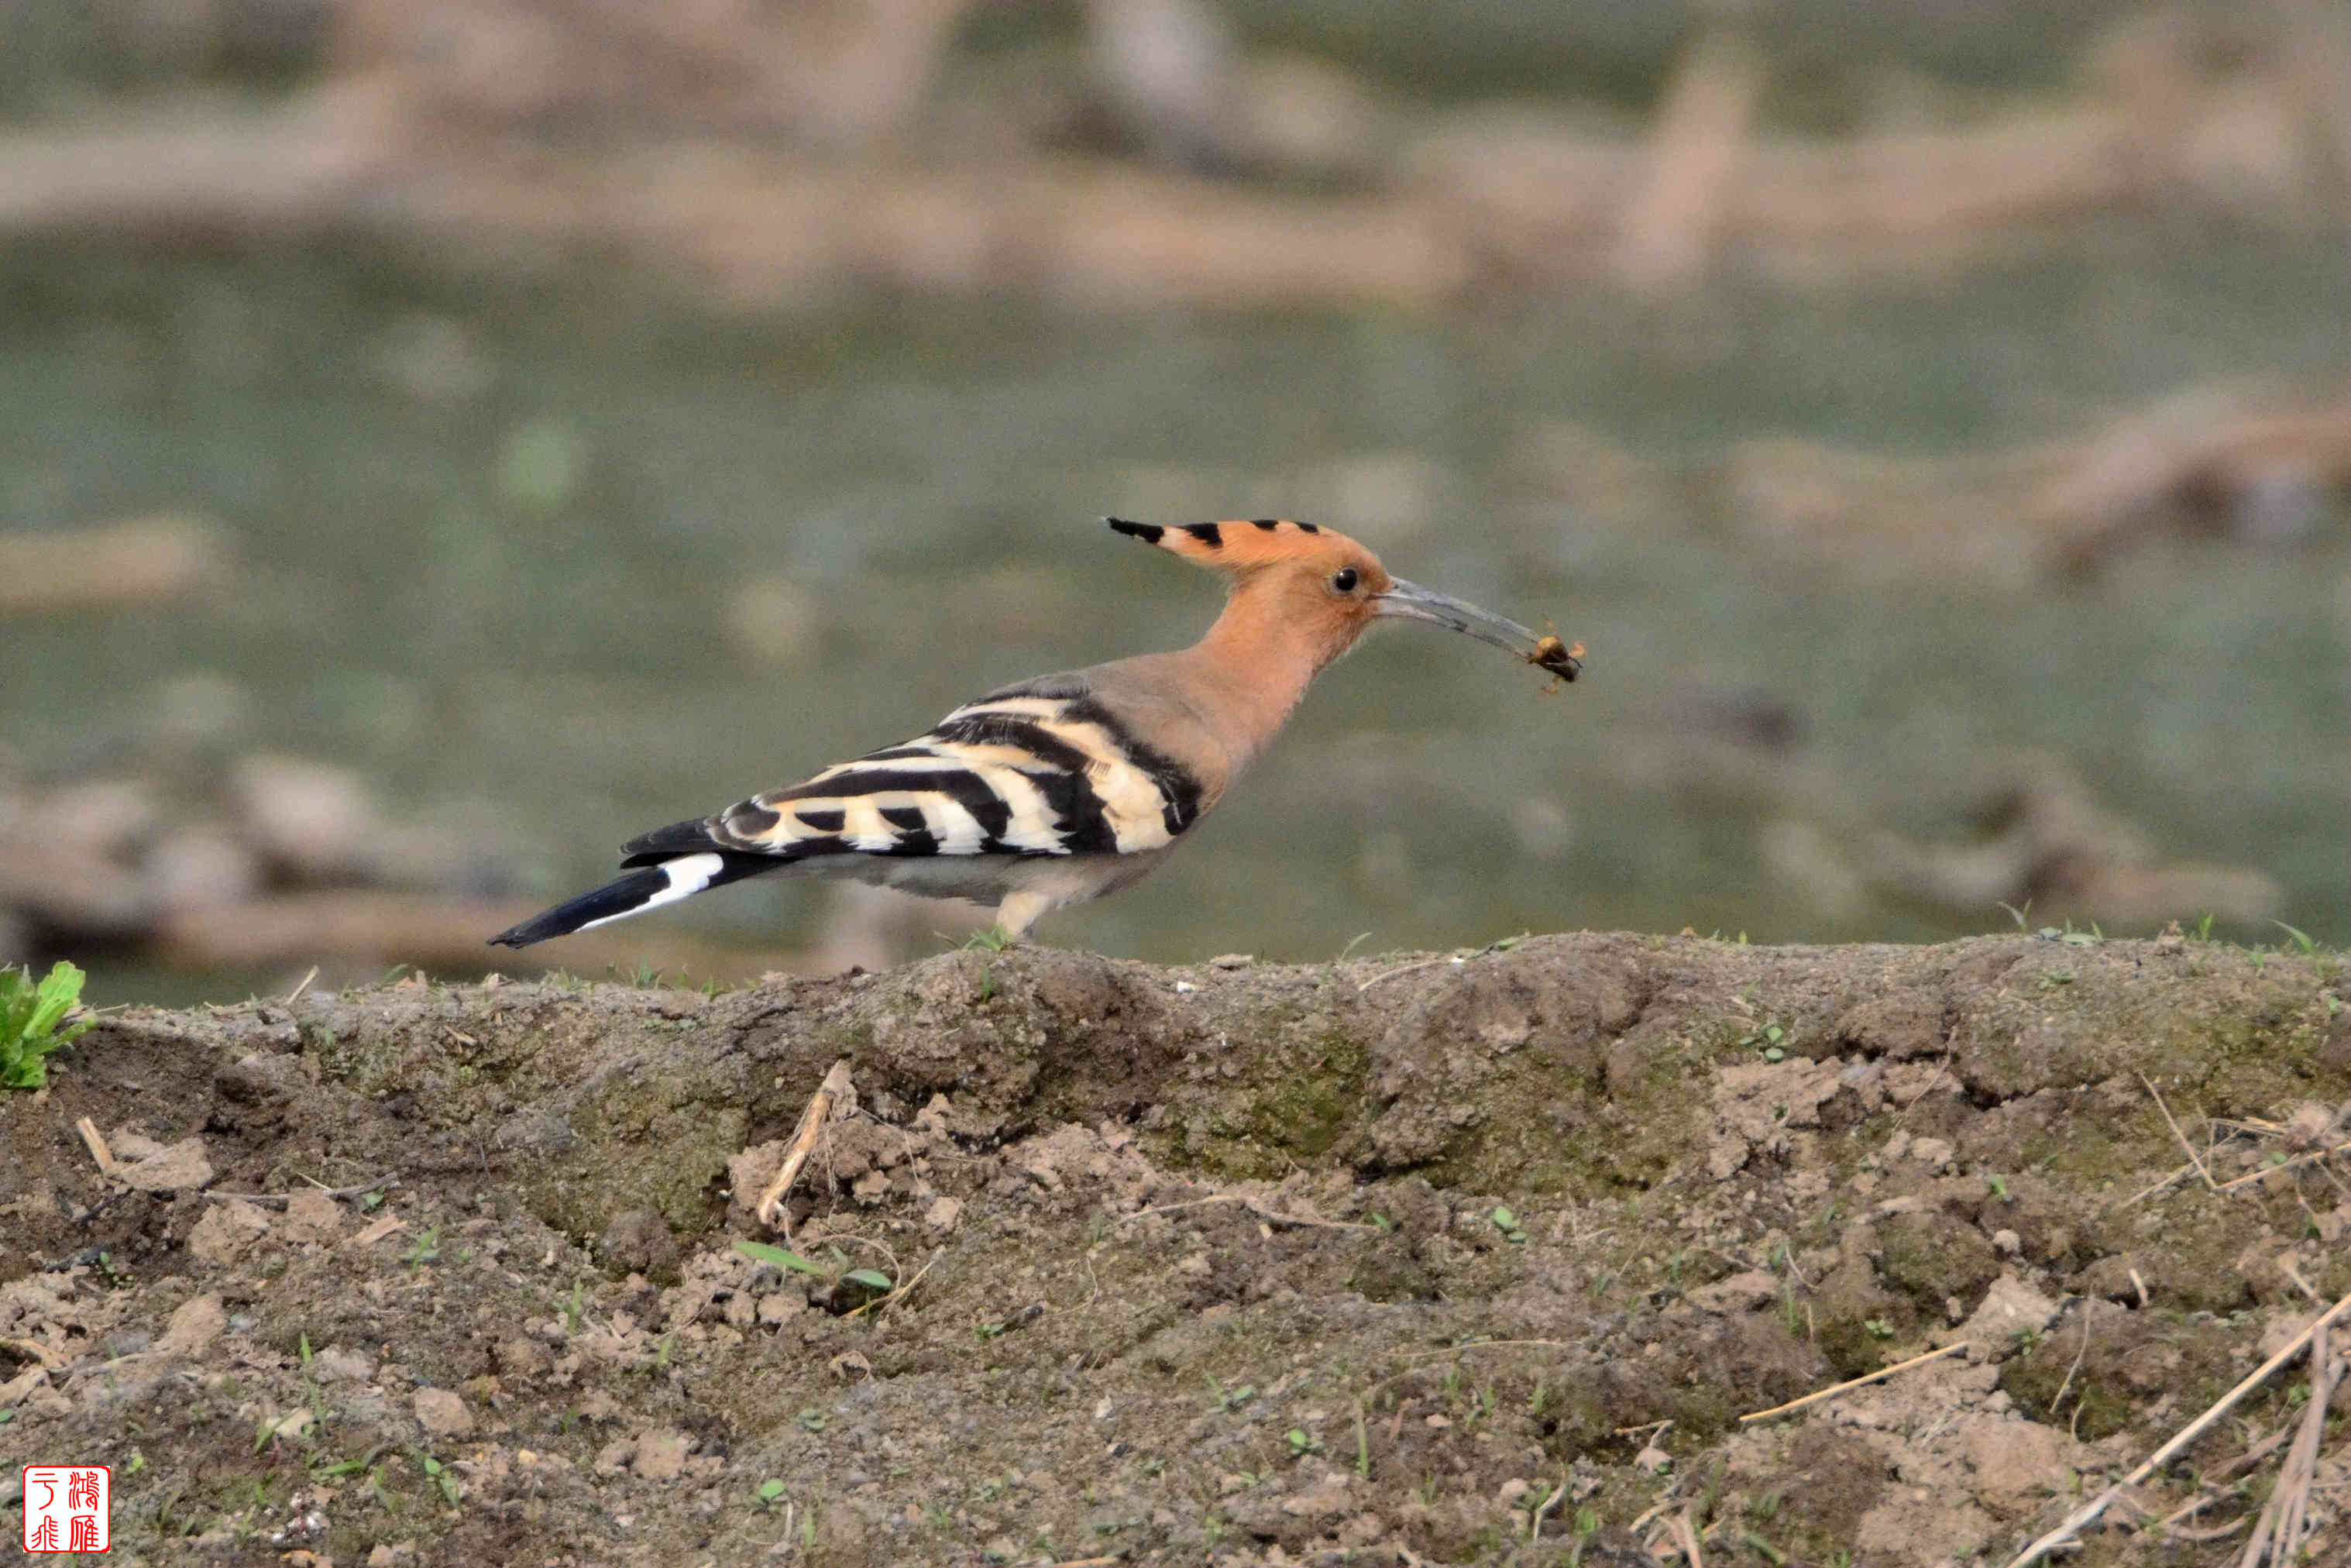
left=1, top=0, right=2345, bottom=1001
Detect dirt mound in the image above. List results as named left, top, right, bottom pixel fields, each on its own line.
left=4, top=933, right=2346, bottom=1565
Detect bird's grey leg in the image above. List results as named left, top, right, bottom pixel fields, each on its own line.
left=992, top=890, right=1055, bottom=943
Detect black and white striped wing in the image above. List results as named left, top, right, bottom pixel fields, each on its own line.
left=618, top=692, right=1205, bottom=872
left=487, top=686, right=1210, bottom=947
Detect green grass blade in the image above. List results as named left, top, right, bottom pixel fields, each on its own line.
left=735, top=1240, right=825, bottom=1277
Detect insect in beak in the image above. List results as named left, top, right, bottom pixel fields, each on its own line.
left=1371, top=579, right=1583, bottom=683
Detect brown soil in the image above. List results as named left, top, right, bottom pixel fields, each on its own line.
left=4, top=932, right=2347, bottom=1566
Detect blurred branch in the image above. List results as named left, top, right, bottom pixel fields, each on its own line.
left=156, top=890, right=803, bottom=982
left=0, top=89, right=384, bottom=236
left=0, top=518, right=232, bottom=617
left=2279, top=0, right=2351, bottom=205
left=1614, top=25, right=1766, bottom=293
left=0, top=7, right=2338, bottom=308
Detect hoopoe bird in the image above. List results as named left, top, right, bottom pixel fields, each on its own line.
left=490, top=518, right=1578, bottom=951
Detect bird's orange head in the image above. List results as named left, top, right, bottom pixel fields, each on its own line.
left=1106, top=515, right=1549, bottom=673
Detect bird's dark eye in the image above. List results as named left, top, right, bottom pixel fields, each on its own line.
left=1332, top=567, right=1359, bottom=593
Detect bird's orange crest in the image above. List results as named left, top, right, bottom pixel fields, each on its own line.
left=1105, top=516, right=1377, bottom=573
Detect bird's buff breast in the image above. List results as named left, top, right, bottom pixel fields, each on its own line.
left=795, top=843, right=1178, bottom=909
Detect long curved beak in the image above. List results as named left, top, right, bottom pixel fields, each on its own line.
left=1370, top=577, right=1543, bottom=656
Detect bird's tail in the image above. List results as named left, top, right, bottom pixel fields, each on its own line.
left=488, top=851, right=771, bottom=948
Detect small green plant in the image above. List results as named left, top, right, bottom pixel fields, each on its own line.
left=961, top=926, right=1015, bottom=953
left=402, top=1227, right=442, bottom=1268
left=2271, top=920, right=2318, bottom=956
left=1284, top=1428, right=1320, bottom=1457
left=411, top=1449, right=461, bottom=1506
left=756, top=1479, right=787, bottom=1508
left=2, top=961, right=94, bottom=1088
left=1864, top=1318, right=1896, bottom=1339
left=795, top=1407, right=827, bottom=1433
left=294, top=1332, right=329, bottom=1419
left=1988, top=1174, right=2009, bottom=1200
left=1737, top=1022, right=1789, bottom=1062
left=1205, top=1377, right=1256, bottom=1414
left=734, top=1240, right=891, bottom=1299
left=1490, top=1206, right=1528, bottom=1244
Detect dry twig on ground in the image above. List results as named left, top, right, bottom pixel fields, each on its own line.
left=2217, top=1139, right=2351, bottom=1192
left=1528, top=1471, right=1569, bottom=1547
left=2140, top=1071, right=2216, bottom=1189
left=202, top=1176, right=400, bottom=1206
left=2233, top=1318, right=2342, bottom=1567
left=74, top=1117, right=115, bottom=1174
left=1738, top=1342, right=1968, bottom=1425
left=757, top=1058, right=856, bottom=1234
left=2003, top=1286, right=2351, bottom=1567
left=1119, top=1191, right=1380, bottom=1233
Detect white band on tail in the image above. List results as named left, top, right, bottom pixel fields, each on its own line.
left=576, top=852, right=726, bottom=932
